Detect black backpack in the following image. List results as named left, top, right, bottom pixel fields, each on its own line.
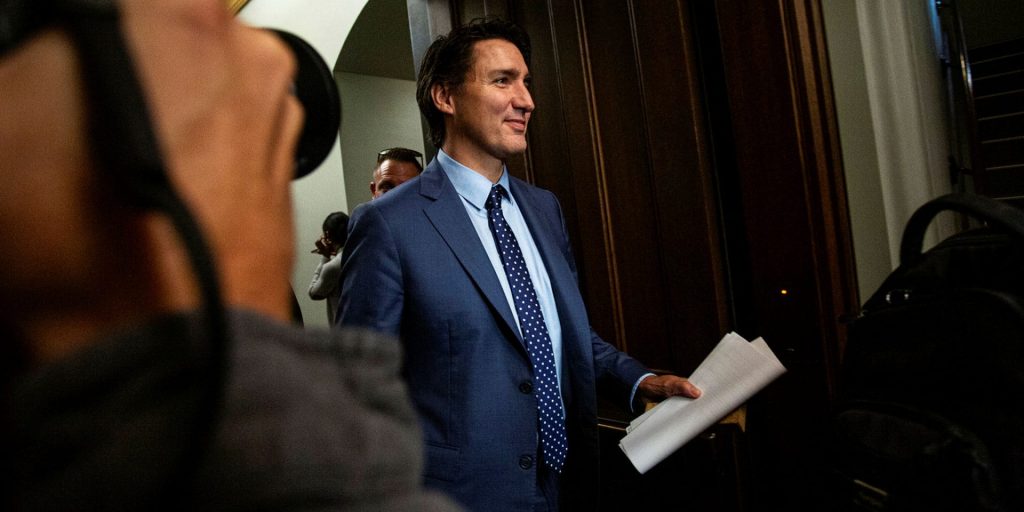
left=828, top=193, right=1024, bottom=512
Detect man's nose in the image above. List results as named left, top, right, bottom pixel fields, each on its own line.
left=513, top=82, right=535, bottom=112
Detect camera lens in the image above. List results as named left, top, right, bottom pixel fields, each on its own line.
left=269, top=29, right=341, bottom=179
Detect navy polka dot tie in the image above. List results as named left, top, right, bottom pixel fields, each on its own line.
left=486, top=184, right=567, bottom=473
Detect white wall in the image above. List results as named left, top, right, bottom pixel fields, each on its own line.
left=822, top=0, right=891, bottom=303
left=239, top=0, right=368, bottom=327
left=336, top=72, right=425, bottom=213
left=293, top=72, right=423, bottom=328
left=822, top=0, right=953, bottom=302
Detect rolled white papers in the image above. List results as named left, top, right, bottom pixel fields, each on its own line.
left=619, top=332, right=786, bottom=474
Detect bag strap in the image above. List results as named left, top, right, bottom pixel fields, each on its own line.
left=901, top=193, right=1024, bottom=266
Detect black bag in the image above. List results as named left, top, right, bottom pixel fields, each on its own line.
left=829, top=193, right=1024, bottom=512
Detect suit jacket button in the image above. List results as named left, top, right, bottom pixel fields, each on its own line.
left=518, top=455, right=534, bottom=469
left=519, top=380, right=534, bottom=394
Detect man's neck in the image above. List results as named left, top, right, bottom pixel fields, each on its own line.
left=441, top=143, right=504, bottom=183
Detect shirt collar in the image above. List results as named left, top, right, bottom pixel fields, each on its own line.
left=438, top=149, right=512, bottom=211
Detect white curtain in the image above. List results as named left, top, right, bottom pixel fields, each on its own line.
left=855, top=0, right=955, bottom=264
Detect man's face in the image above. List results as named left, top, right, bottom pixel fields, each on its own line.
left=440, top=38, right=534, bottom=167
left=370, top=159, right=421, bottom=198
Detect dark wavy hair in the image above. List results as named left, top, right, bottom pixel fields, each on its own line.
left=322, top=211, right=350, bottom=246
left=415, top=18, right=531, bottom=148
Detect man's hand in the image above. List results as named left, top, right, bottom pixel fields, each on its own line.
left=0, top=0, right=303, bottom=362
left=124, top=0, right=303, bottom=320
left=637, top=374, right=702, bottom=402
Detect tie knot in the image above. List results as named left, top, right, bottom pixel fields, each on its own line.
left=485, top=184, right=507, bottom=211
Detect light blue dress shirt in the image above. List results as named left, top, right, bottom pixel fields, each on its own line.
left=437, top=150, right=653, bottom=410
left=438, top=150, right=566, bottom=389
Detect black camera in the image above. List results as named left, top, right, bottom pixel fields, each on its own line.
left=270, top=29, right=341, bottom=179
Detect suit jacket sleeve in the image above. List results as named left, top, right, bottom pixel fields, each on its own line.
left=335, top=201, right=404, bottom=336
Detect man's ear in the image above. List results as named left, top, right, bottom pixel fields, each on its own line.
left=369, top=181, right=377, bottom=196
left=432, top=83, right=455, bottom=115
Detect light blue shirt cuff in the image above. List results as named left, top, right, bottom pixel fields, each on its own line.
left=630, top=372, right=657, bottom=413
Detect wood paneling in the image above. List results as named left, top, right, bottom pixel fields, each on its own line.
left=504, top=0, right=731, bottom=376
left=712, top=0, right=857, bottom=508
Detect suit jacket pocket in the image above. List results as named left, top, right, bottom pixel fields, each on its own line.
left=423, top=441, right=462, bottom=483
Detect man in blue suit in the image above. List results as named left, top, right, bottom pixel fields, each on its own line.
left=337, top=18, right=701, bottom=511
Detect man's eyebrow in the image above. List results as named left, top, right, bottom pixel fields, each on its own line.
left=489, top=67, right=525, bottom=77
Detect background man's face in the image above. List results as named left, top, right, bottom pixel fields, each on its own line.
left=446, top=38, right=534, bottom=162
left=370, top=159, right=421, bottom=198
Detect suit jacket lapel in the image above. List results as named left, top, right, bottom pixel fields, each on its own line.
left=510, top=179, right=591, bottom=366
left=419, top=162, right=523, bottom=346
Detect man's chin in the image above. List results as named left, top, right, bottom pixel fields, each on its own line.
left=498, top=138, right=529, bottom=158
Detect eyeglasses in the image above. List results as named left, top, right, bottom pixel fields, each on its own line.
left=377, top=147, right=423, bottom=167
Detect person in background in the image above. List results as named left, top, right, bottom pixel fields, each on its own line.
left=0, top=0, right=459, bottom=510
left=370, top=147, right=423, bottom=198
left=337, top=18, right=700, bottom=512
left=308, top=211, right=349, bottom=324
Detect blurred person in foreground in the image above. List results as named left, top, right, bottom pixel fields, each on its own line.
left=0, top=0, right=459, bottom=510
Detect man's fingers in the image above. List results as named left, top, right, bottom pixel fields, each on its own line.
left=678, top=379, right=701, bottom=399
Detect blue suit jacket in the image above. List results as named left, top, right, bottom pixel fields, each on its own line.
left=337, top=160, right=649, bottom=511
